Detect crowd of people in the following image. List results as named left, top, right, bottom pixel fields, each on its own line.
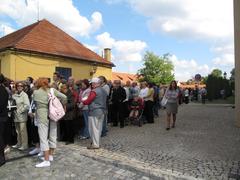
left=0, top=72, right=183, bottom=168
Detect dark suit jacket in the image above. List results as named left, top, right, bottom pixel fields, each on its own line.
left=112, top=87, right=126, bottom=104
left=0, top=85, right=9, bottom=122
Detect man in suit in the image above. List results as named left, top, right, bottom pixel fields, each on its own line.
left=111, top=80, right=126, bottom=128
left=0, top=74, right=9, bottom=166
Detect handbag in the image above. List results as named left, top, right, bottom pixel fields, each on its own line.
left=161, top=96, right=168, bottom=107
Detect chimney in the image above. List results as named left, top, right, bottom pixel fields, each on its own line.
left=104, top=48, right=111, bottom=61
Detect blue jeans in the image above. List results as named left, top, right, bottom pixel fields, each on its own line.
left=81, top=110, right=90, bottom=138
left=101, top=113, right=108, bottom=136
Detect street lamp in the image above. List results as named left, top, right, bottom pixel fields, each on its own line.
left=223, top=72, right=227, bottom=79
left=90, top=63, right=97, bottom=76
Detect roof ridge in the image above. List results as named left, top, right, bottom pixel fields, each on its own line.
left=45, top=20, right=105, bottom=62
left=14, top=21, right=41, bottom=48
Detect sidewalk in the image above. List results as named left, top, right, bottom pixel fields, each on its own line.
left=0, top=104, right=239, bottom=179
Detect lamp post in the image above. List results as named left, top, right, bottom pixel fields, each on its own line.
left=90, top=63, right=97, bottom=76
left=223, top=72, right=227, bottom=79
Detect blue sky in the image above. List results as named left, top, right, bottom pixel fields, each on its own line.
left=0, top=0, right=234, bottom=81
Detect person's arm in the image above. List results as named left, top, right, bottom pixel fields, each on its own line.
left=54, top=88, right=67, bottom=105
left=145, top=88, right=154, bottom=99
left=82, top=91, right=96, bottom=105
left=66, top=92, right=75, bottom=111
left=18, top=93, right=30, bottom=114
left=173, top=90, right=179, bottom=99
left=120, top=88, right=126, bottom=102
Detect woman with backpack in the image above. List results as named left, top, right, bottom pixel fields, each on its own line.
left=33, top=78, right=66, bottom=168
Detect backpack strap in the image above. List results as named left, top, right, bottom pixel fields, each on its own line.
left=50, top=88, right=54, bottom=96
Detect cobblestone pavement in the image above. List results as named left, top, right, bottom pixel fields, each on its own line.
left=1, top=104, right=240, bottom=180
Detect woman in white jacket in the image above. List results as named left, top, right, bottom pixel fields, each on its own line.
left=12, top=82, right=30, bottom=150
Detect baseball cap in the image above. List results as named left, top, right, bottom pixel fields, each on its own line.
left=90, top=77, right=100, bottom=84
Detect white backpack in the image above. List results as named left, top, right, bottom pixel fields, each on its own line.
left=48, top=88, right=65, bottom=122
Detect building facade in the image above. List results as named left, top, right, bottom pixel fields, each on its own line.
left=0, top=19, right=113, bottom=81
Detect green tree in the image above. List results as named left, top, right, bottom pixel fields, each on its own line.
left=230, top=68, right=235, bottom=92
left=211, top=69, right=222, bottom=77
left=138, top=51, right=174, bottom=84
left=230, top=68, right=235, bottom=80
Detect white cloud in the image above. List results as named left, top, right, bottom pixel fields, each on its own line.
left=169, top=55, right=210, bottom=81
left=0, top=0, right=103, bottom=37
left=128, top=0, right=233, bottom=41
left=96, top=32, right=147, bottom=62
left=212, top=53, right=234, bottom=67
left=0, top=24, right=15, bottom=37
left=126, top=0, right=234, bottom=70
left=211, top=43, right=234, bottom=67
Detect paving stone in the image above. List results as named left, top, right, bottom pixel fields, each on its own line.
left=0, top=104, right=240, bottom=179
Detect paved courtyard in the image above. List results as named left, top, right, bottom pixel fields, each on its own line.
left=0, top=104, right=240, bottom=180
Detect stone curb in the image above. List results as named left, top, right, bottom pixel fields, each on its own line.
left=62, top=143, right=203, bottom=180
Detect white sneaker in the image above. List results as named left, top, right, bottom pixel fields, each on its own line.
left=37, top=151, right=44, bottom=157
left=18, top=146, right=27, bottom=151
left=12, top=144, right=20, bottom=148
left=40, top=155, right=53, bottom=162
left=29, top=148, right=41, bottom=155
left=35, top=161, right=50, bottom=168
left=4, top=147, right=10, bottom=154
left=80, top=136, right=88, bottom=140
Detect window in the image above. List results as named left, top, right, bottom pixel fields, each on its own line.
left=55, top=67, right=72, bottom=80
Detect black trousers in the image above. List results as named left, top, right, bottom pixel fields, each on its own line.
left=145, top=101, right=154, bottom=123
left=4, top=116, right=15, bottom=146
left=112, top=103, right=125, bottom=127
left=0, top=121, right=6, bottom=165
left=27, top=118, right=39, bottom=146
left=64, top=120, right=75, bottom=143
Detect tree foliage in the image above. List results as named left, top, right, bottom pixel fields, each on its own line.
left=230, top=68, right=235, bottom=90
left=211, top=69, right=222, bottom=78
left=206, top=74, right=232, bottom=101
left=138, top=51, right=174, bottom=84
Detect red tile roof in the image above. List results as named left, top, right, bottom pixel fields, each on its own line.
left=0, top=19, right=113, bottom=66
left=112, top=72, right=138, bottom=83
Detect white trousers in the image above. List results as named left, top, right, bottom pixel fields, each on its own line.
left=38, top=120, right=57, bottom=152
left=88, top=114, right=104, bottom=147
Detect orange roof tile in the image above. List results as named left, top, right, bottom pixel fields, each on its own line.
left=112, top=72, right=138, bottom=83
left=0, top=19, right=113, bottom=66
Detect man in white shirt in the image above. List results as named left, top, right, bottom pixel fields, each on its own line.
left=139, top=82, right=149, bottom=99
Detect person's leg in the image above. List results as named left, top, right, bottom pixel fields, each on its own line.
left=101, top=112, right=107, bottom=137
left=15, top=122, right=21, bottom=147
left=129, top=110, right=134, bottom=118
left=119, top=103, right=125, bottom=128
left=48, top=121, right=57, bottom=154
left=82, top=111, right=90, bottom=138
left=172, top=114, right=176, bottom=128
left=69, top=120, right=75, bottom=143
left=19, top=122, right=28, bottom=149
left=148, top=101, right=154, bottom=123
left=64, top=121, right=70, bottom=143
left=0, top=121, right=6, bottom=166
left=134, top=110, right=139, bottom=118
left=26, top=117, right=32, bottom=147
left=166, top=113, right=171, bottom=130
left=89, top=114, right=104, bottom=148
left=88, top=116, right=93, bottom=144
left=112, top=104, right=118, bottom=126
left=38, top=122, right=49, bottom=161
